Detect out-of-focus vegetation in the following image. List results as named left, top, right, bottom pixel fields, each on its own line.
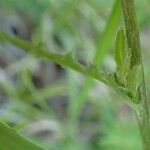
left=0, top=0, right=149, bottom=150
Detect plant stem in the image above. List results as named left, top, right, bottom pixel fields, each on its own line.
left=0, top=31, right=134, bottom=102
left=121, top=0, right=150, bottom=149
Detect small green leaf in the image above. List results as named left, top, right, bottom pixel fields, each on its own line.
left=126, top=65, right=142, bottom=104
left=115, top=28, right=131, bottom=86
left=114, top=29, right=142, bottom=104
left=115, top=28, right=125, bottom=67
left=119, top=48, right=131, bottom=83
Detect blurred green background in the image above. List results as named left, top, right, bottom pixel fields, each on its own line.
left=0, top=0, right=150, bottom=150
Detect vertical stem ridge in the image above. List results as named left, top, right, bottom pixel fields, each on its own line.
left=121, top=0, right=141, bottom=67
left=121, top=0, right=150, bottom=149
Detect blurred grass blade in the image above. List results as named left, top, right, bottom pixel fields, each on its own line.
left=0, top=121, right=45, bottom=150
left=69, top=0, right=121, bottom=120
left=94, top=0, right=121, bottom=67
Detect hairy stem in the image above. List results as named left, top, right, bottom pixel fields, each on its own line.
left=0, top=31, right=134, bottom=109
left=121, top=0, right=150, bottom=149
left=0, top=31, right=109, bottom=85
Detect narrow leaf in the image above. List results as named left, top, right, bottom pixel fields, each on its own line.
left=115, top=28, right=125, bottom=66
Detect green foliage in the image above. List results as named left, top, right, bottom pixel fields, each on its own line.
left=114, top=28, right=142, bottom=104
left=0, top=121, right=45, bottom=150
left=71, top=0, right=121, bottom=120
left=101, top=122, right=142, bottom=150
left=115, top=28, right=126, bottom=67
left=0, top=0, right=149, bottom=150
left=0, top=31, right=109, bottom=86
left=115, top=29, right=131, bottom=86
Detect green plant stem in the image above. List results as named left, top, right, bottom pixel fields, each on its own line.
left=121, top=0, right=150, bottom=149
left=0, top=32, right=108, bottom=85
left=0, top=31, right=134, bottom=107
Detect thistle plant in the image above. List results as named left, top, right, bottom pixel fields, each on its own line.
left=0, top=0, right=149, bottom=149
